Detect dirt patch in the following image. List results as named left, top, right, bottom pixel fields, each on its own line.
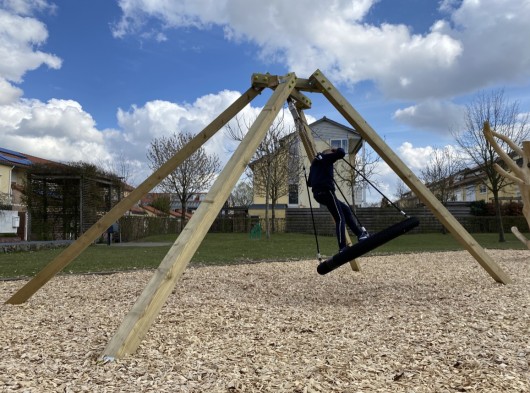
left=1, top=250, right=529, bottom=392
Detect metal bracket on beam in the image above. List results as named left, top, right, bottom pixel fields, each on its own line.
left=251, top=73, right=280, bottom=88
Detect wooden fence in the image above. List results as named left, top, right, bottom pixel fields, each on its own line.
left=113, top=204, right=529, bottom=242
left=286, top=205, right=529, bottom=236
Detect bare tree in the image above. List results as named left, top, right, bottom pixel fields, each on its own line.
left=147, top=131, right=220, bottom=229
left=452, top=88, right=530, bottom=242
left=420, top=146, right=462, bottom=204
left=394, top=179, right=411, bottom=204
left=335, top=144, right=380, bottom=208
left=229, top=180, right=253, bottom=208
left=225, top=110, right=297, bottom=238
left=99, top=152, right=133, bottom=186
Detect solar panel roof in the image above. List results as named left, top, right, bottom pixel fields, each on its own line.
left=0, top=153, right=32, bottom=166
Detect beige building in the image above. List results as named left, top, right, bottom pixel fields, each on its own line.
left=0, top=146, right=128, bottom=241
left=0, top=147, right=55, bottom=213
left=249, top=117, right=365, bottom=219
left=0, top=147, right=54, bottom=239
left=399, top=163, right=521, bottom=207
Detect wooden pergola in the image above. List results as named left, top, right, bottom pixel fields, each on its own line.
left=5, top=70, right=512, bottom=360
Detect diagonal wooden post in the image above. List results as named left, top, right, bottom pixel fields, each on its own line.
left=6, top=87, right=262, bottom=305
left=310, top=69, right=511, bottom=284
left=101, top=73, right=297, bottom=359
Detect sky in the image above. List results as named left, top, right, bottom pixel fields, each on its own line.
left=1, top=0, right=530, bottom=203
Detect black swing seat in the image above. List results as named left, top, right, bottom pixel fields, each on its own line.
left=317, top=216, right=420, bottom=275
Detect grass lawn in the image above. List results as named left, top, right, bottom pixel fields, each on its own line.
left=0, top=232, right=527, bottom=279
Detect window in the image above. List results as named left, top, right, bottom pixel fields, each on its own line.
left=288, top=184, right=298, bottom=205
left=479, top=184, right=487, bottom=194
left=465, top=185, right=476, bottom=201
left=330, top=139, right=348, bottom=152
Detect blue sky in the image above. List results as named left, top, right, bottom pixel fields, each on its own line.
left=1, top=0, right=530, bottom=201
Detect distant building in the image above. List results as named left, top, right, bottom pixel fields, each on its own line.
left=397, top=160, right=521, bottom=207
left=0, top=146, right=125, bottom=241
left=0, top=147, right=54, bottom=213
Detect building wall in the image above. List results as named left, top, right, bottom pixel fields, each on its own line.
left=0, top=164, right=12, bottom=195
left=253, top=193, right=289, bottom=205
left=453, top=181, right=520, bottom=203
left=401, top=180, right=522, bottom=207
left=11, top=167, right=27, bottom=211
left=248, top=206, right=287, bottom=219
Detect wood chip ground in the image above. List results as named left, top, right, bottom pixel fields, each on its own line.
left=1, top=250, right=529, bottom=392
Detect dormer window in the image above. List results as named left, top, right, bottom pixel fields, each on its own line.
left=330, top=139, right=348, bottom=153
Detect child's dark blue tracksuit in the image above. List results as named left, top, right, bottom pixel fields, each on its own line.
left=307, top=148, right=364, bottom=250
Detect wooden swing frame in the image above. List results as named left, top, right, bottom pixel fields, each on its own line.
left=5, top=71, right=511, bottom=361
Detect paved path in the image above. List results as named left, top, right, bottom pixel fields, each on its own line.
left=98, top=242, right=173, bottom=247
left=1, top=240, right=173, bottom=251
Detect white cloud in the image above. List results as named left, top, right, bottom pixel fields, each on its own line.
left=367, top=141, right=453, bottom=204
left=0, top=8, right=61, bottom=83
left=115, top=89, right=255, bottom=164
left=0, top=88, right=275, bottom=186
left=0, top=98, right=111, bottom=163
left=0, top=0, right=56, bottom=16
left=0, top=0, right=62, bottom=134
left=0, top=77, right=23, bottom=104
left=0, top=2, right=268, bottom=185
left=393, top=100, right=466, bottom=133
left=111, top=0, right=530, bottom=137
left=112, top=0, right=530, bottom=100
left=397, top=142, right=434, bottom=171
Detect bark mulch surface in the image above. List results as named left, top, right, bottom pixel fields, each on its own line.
left=1, top=250, right=529, bottom=392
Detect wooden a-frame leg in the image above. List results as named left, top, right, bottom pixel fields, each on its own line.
left=101, top=74, right=297, bottom=360
left=310, top=69, right=511, bottom=284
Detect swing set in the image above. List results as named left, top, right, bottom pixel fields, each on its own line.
left=4, top=71, right=512, bottom=361
left=301, top=145, right=420, bottom=275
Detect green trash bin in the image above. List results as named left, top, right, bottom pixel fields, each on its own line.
left=249, top=222, right=262, bottom=239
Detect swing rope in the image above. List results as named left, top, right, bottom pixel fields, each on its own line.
left=307, top=125, right=409, bottom=218
left=338, top=156, right=409, bottom=218
left=289, top=110, right=418, bottom=270
left=303, top=166, right=322, bottom=262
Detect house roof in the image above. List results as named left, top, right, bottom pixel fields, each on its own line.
left=128, top=205, right=148, bottom=215
left=137, top=204, right=193, bottom=220
left=141, top=204, right=170, bottom=217
left=309, top=116, right=359, bottom=136
left=173, top=209, right=193, bottom=220
left=0, top=146, right=58, bottom=168
left=249, top=116, right=361, bottom=168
